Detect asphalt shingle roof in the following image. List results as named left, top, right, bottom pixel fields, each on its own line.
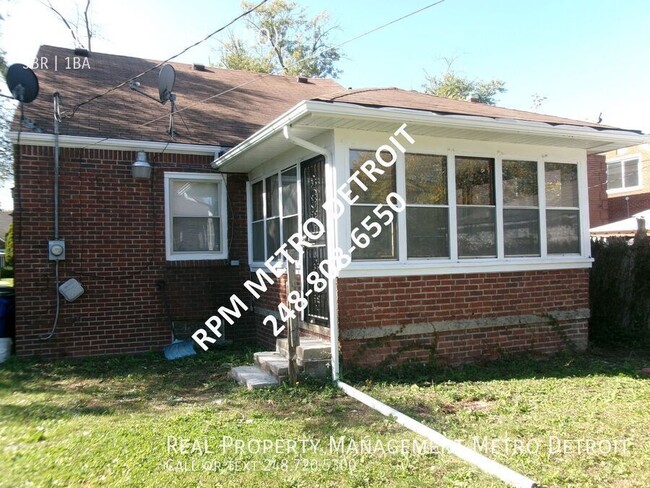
left=16, top=45, right=343, bottom=147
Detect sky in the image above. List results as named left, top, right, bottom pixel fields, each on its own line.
left=1, top=0, right=649, bottom=209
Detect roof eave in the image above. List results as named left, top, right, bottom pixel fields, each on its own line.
left=212, top=100, right=650, bottom=170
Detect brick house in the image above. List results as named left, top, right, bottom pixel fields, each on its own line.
left=10, top=45, right=647, bottom=370
left=601, top=144, right=650, bottom=222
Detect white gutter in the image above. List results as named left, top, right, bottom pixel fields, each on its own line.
left=212, top=103, right=311, bottom=170
left=9, top=132, right=225, bottom=156
left=212, top=100, right=648, bottom=171
left=338, top=381, right=538, bottom=488
left=282, top=125, right=340, bottom=382
left=299, top=100, right=648, bottom=146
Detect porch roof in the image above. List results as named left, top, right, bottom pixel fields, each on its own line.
left=213, top=89, right=649, bottom=172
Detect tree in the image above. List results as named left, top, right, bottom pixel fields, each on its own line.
left=0, top=13, right=15, bottom=180
left=4, top=223, right=12, bottom=266
left=423, top=59, right=506, bottom=105
left=38, top=0, right=94, bottom=52
left=218, top=0, right=342, bottom=78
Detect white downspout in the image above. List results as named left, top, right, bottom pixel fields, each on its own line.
left=282, top=125, right=340, bottom=381
left=282, top=125, right=536, bottom=486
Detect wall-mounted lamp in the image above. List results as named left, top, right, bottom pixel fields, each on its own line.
left=131, top=151, right=152, bottom=180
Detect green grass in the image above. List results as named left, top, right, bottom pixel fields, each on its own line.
left=0, top=347, right=648, bottom=487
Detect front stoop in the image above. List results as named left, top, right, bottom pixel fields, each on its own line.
left=229, top=337, right=331, bottom=389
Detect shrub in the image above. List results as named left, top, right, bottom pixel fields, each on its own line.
left=590, top=235, right=650, bottom=346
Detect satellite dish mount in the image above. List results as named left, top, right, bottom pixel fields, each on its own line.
left=129, top=64, right=178, bottom=137
left=6, top=63, right=40, bottom=104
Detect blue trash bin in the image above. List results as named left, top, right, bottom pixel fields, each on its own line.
left=0, top=288, right=15, bottom=338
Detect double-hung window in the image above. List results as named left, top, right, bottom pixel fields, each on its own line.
left=545, top=163, right=580, bottom=254
left=405, top=153, right=449, bottom=258
left=251, top=166, right=298, bottom=262
left=455, top=156, right=496, bottom=258
left=502, top=160, right=540, bottom=256
left=349, top=150, right=398, bottom=260
left=348, top=149, right=584, bottom=264
left=164, top=172, right=227, bottom=261
left=607, top=156, right=640, bottom=191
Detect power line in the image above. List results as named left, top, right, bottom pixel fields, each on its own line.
left=52, top=0, right=449, bottom=151
left=62, top=0, right=269, bottom=119
left=132, top=1, right=449, bottom=129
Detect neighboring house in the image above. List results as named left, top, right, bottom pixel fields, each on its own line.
left=591, top=209, right=649, bottom=238
left=602, top=144, right=650, bottom=221
left=0, top=210, right=11, bottom=248
left=10, top=45, right=647, bottom=366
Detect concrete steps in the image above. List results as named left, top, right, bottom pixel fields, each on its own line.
left=230, top=337, right=331, bottom=389
left=228, top=365, right=279, bottom=390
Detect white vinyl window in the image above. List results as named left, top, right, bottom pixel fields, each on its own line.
left=164, top=172, right=228, bottom=261
left=251, top=166, right=299, bottom=263
left=607, top=156, right=641, bottom=191
left=545, top=163, right=580, bottom=254
left=348, top=149, right=583, bottom=264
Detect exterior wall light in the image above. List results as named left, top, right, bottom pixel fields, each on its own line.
left=131, top=151, right=152, bottom=179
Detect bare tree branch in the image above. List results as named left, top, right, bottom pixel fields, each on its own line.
left=84, top=0, right=92, bottom=52
left=39, top=0, right=84, bottom=49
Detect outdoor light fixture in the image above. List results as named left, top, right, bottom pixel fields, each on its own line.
left=131, top=151, right=152, bottom=180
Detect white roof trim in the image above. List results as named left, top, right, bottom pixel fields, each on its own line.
left=9, top=132, right=225, bottom=156
left=212, top=100, right=649, bottom=170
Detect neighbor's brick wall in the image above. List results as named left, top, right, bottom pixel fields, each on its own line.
left=338, top=269, right=589, bottom=367
left=587, top=154, right=608, bottom=228
left=14, top=145, right=253, bottom=358
left=608, top=193, right=650, bottom=222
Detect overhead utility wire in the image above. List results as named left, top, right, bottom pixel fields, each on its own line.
left=49, top=0, right=448, bottom=154
left=136, top=0, right=448, bottom=129
left=62, top=0, right=269, bottom=119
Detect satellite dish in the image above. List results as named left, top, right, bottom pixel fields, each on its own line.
left=6, top=63, right=40, bottom=103
left=158, top=64, right=176, bottom=104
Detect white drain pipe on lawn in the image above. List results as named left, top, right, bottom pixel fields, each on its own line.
left=338, top=381, right=537, bottom=488
left=283, top=125, right=536, bottom=487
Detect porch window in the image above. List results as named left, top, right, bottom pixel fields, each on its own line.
left=251, top=166, right=298, bottom=262
left=456, top=156, right=496, bottom=258
left=502, top=160, right=540, bottom=256
left=405, top=153, right=449, bottom=258
left=350, top=150, right=398, bottom=260
left=164, top=172, right=227, bottom=261
left=607, top=156, right=640, bottom=191
left=545, top=162, right=580, bottom=254
left=347, top=148, right=585, bottom=264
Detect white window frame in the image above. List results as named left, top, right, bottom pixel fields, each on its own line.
left=248, top=165, right=301, bottom=267
left=606, top=155, right=642, bottom=193
left=341, top=144, right=589, bottom=277
left=164, top=172, right=228, bottom=261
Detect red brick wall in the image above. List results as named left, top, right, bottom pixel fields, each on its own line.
left=608, top=193, right=650, bottom=222
left=13, top=145, right=252, bottom=357
left=338, top=269, right=589, bottom=367
left=587, top=154, right=608, bottom=228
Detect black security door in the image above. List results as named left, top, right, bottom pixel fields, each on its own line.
left=301, top=156, right=329, bottom=325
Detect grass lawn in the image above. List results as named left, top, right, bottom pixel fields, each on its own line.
left=0, top=347, right=648, bottom=487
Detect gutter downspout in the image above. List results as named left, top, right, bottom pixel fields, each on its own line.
left=337, top=382, right=537, bottom=488
left=282, top=124, right=536, bottom=487
left=282, top=126, right=340, bottom=381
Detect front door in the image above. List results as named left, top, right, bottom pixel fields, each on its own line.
left=301, top=156, right=329, bottom=326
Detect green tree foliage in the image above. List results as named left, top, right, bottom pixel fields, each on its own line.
left=4, top=223, right=12, bottom=266
left=423, top=67, right=506, bottom=105
left=0, top=13, right=15, bottom=180
left=218, top=0, right=342, bottom=78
